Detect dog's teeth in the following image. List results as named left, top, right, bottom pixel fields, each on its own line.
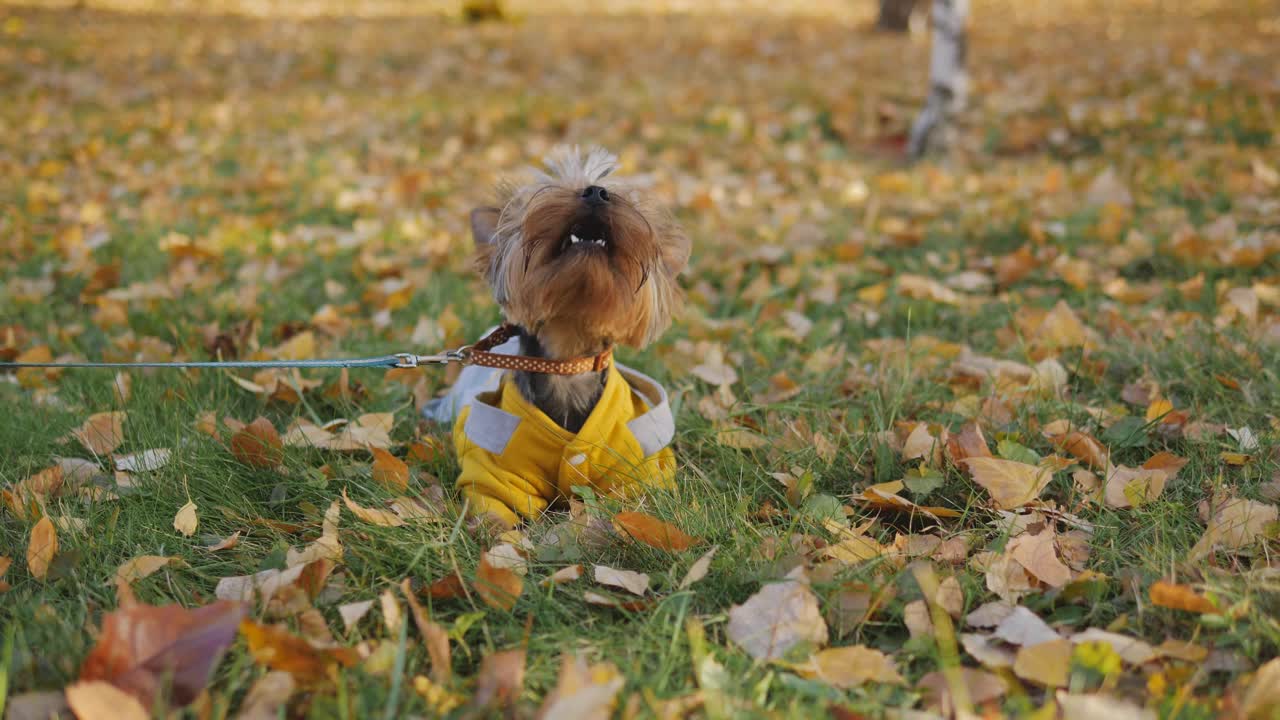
left=570, top=234, right=582, bottom=244
left=593, top=238, right=606, bottom=246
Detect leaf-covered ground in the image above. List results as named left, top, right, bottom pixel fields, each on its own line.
left=2, top=1, right=1279, bottom=718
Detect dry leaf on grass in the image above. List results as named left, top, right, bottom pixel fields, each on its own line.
left=115, top=555, right=186, bottom=586
left=234, top=671, right=297, bottom=720
left=543, top=564, right=584, bottom=586
left=341, top=488, right=405, bottom=527
left=80, top=599, right=245, bottom=707
left=1007, top=529, right=1073, bottom=588
left=726, top=567, right=828, bottom=661
left=1056, top=692, right=1155, bottom=720
left=1149, top=580, right=1217, bottom=613
left=240, top=620, right=358, bottom=684
left=1188, top=495, right=1278, bottom=561
left=993, top=606, right=1060, bottom=646
left=470, top=649, right=526, bottom=711
left=65, top=680, right=149, bottom=720
left=113, top=448, right=170, bottom=473
left=1104, top=465, right=1169, bottom=508
left=963, top=457, right=1053, bottom=509
left=72, top=412, right=126, bottom=455
left=1070, top=629, right=1155, bottom=664
left=1013, top=638, right=1073, bottom=687
left=593, top=565, right=650, bottom=596
left=287, top=500, right=343, bottom=567
left=205, top=531, right=241, bottom=552
left=612, top=511, right=699, bottom=551
left=795, top=645, right=904, bottom=688
left=369, top=447, right=409, bottom=492
left=27, top=516, right=57, bottom=581
left=536, top=654, right=625, bottom=720
left=855, top=480, right=961, bottom=520
left=401, top=579, right=451, bottom=683
left=475, top=551, right=524, bottom=611
left=679, top=546, right=718, bottom=589
left=338, top=600, right=374, bottom=632
left=230, top=417, right=283, bottom=468
left=173, top=500, right=198, bottom=537
left=215, top=565, right=307, bottom=604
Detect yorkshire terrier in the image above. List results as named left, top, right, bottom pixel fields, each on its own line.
left=424, top=147, right=690, bottom=528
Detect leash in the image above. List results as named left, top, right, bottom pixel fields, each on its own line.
left=0, top=324, right=612, bottom=375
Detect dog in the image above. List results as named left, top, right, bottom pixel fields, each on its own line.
left=423, top=147, right=691, bottom=529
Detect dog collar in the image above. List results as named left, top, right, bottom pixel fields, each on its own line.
left=459, top=324, right=613, bottom=375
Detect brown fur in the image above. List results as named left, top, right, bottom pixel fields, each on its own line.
left=470, top=147, right=689, bottom=430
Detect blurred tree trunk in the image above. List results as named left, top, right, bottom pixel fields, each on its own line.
left=907, top=0, right=968, bottom=158
left=877, top=0, right=918, bottom=32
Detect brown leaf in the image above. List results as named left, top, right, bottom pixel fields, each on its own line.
left=726, top=567, right=828, bottom=661
left=425, top=571, right=468, bottom=600
left=854, top=481, right=962, bottom=520
left=65, top=681, right=148, bottom=720
left=963, top=457, right=1053, bottom=509
left=27, top=516, right=57, bottom=581
left=235, top=671, right=297, bottom=720
left=795, top=645, right=905, bottom=688
left=230, top=417, right=283, bottom=468
left=401, top=579, right=451, bottom=683
left=341, top=488, right=405, bottom=527
left=679, top=546, right=718, bottom=589
left=205, top=531, right=241, bottom=552
left=543, top=564, right=584, bottom=586
left=369, top=447, right=409, bottom=492
left=1149, top=580, right=1217, bottom=614
left=536, top=654, right=624, bottom=720
left=1013, top=639, right=1073, bottom=687
left=1008, top=530, right=1072, bottom=588
left=72, top=412, right=126, bottom=456
left=80, top=599, right=245, bottom=707
left=1049, top=431, right=1109, bottom=470
left=949, top=422, right=992, bottom=463
left=475, top=551, right=524, bottom=611
left=612, top=511, right=699, bottom=552
left=470, top=649, right=526, bottom=711
left=240, top=620, right=358, bottom=685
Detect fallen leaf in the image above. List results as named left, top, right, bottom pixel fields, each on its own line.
left=215, top=565, right=306, bottom=604
left=234, top=671, right=297, bottom=720
left=173, top=500, right=198, bottom=537
left=726, top=567, right=828, bottom=661
left=536, top=654, right=625, bottom=720
left=966, top=601, right=1014, bottom=628
left=1008, top=529, right=1072, bottom=588
left=593, top=565, right=650, bottom=596
left=470, top=649, right=526, bottom=711
left=1149, top=580, right=1217, bottom=614
left=115, top=555, right=186, bottom=586
left=543, top=564, right=584, bottom=586
left=963, top=457, right=1053, bottom=509
left=1070, top=628, right=1155, bottom=664
left=369, top=447, right=409, bottom=492
left=229, top=417, right=284, bottom=468
left=1188, top=495, right=1278, bottom=560
left=679, top=546, right=718, bottom=589
left=338, top=600, right=374, bottom=632
left=993, top=606, right=1060, bottom=646
left=917, top=667, right=1006, bottom=716
left=113, top=448, right=171, bottom=473
left=65, top=681, right=148, bottom=720
left=401, top=579, right=451, bottom=683
left=795, top=645, right=904, bottom=688
left=1013, top=638, right=1073, bottom=687
left=612, top=511, right=699, bottom=552
left=240, top=620, right=358, bottom=684
left=475, top=551, right=523, bottom=611
left=1241, top=657, right=1280, bottom=719
left=341, top=488, right=405, bottom=527
left=205, top=531, right=241, bottom=552
left=935, top=576, right=964, bottom=618
left=27, top=516, right=57, bottom=581
left=287, top=500, right=343, bottom=567
left=72, top=412, right=126, bottom=456
left=379, top=589, right=403, bottom=635
left=582, top=591, right=652, bottom=611
left=1056, top=692, right=1154, bottom=720
left=1103, top=465, right=1168, bottom=508
left=81, top=599, right=245, bottom=707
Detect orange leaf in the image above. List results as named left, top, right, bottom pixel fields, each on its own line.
left=369, top=447, right=410, bottom=492
left=612, top=511, right=699, bottom=552
left=80, top=599, right=245, bottom=707
left=425, top=571, right=467, bottom=600
left=474, top=551, right=523, bottom=612
left=240, top=620, right=357, bottom=685
left=27, top=516, right=57, bottom=581
left=72, top=411, right=126, bottom=456
left=230, top=417, right=283, bottom=468
left=1149, top=580, right=1217, bottom=614
left=1050, top=431, right=1108, bottom=470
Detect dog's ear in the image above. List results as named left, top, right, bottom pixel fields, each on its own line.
left=470, top=207, right=500, bottom=246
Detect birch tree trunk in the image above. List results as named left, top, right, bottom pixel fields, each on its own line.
left=907, top=0, right=968, bottom=159
left=877, top=0, right=918, bottom=32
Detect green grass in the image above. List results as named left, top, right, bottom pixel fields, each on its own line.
left=3, top=2, right=1280, bottom=718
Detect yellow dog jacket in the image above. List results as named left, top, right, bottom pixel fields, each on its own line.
left=452, top=364, right=676, bottom=527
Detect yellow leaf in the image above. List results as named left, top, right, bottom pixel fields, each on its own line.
left=1013, top=639, right=1073, bottom=687
left=1148, top=580, right=1217, bottom=614
left=72, top=411, right=126, bottom=455
left=173, top=500, right=198, bottom=537
left=27, top=516, right=57, bottom=581
left=963, top=457, right=1053, bottom=509
left=115, top=555, right=185, bottom=585
left=795, top=645, right=905, bottom=688
left=341, top=489, right=405, bottom=527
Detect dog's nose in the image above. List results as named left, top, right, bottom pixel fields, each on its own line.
left=582, top=185, right=610, bottom=205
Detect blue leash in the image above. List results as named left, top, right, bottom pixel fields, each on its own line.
left=0, top=349, right=470, bottom=371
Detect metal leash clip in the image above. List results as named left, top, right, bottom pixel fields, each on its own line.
left=392, top=347, right=474, bottom=368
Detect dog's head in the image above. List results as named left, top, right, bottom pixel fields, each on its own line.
left=470, top=147, right=690, bottom=358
